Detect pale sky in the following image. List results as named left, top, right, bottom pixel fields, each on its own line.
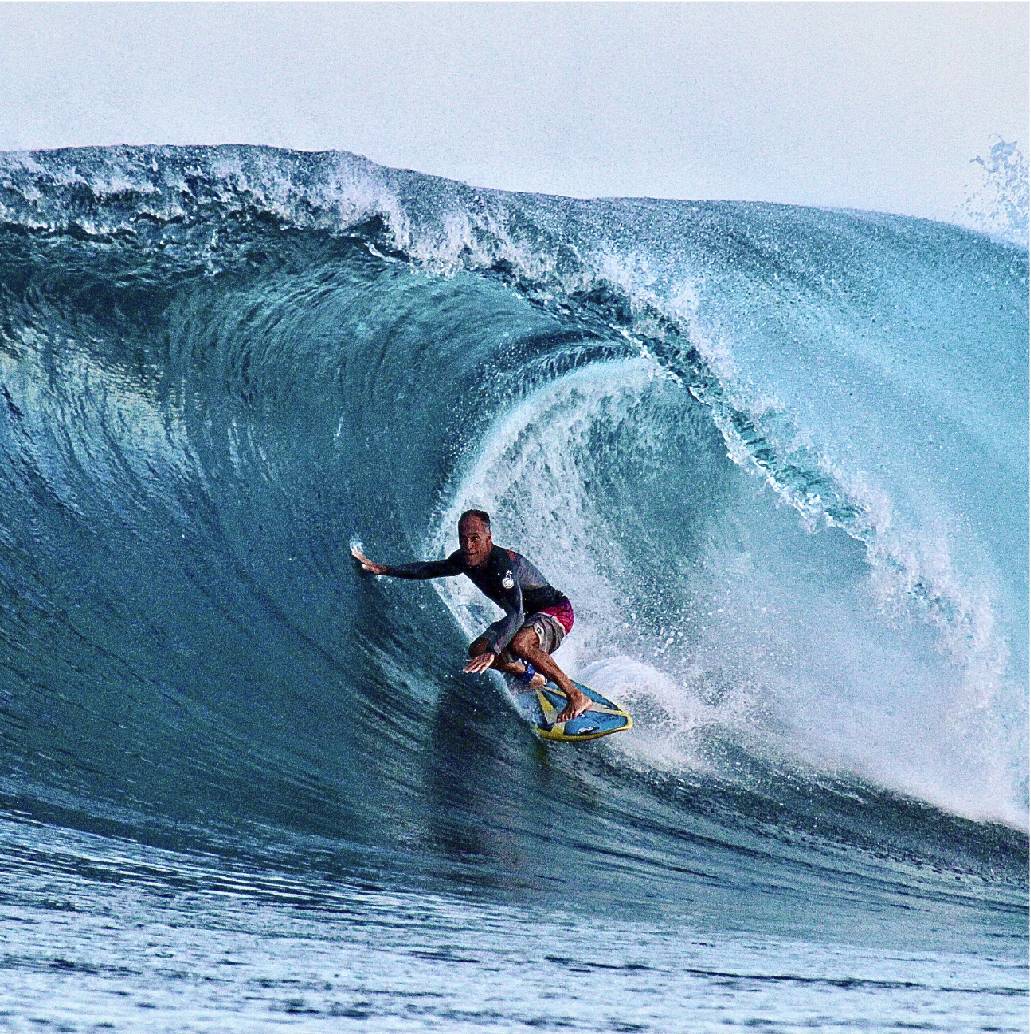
left=1, top=2, right=1027, bottom=223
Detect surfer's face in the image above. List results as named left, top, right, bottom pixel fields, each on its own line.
left=458, top=517, right=492, bottom=567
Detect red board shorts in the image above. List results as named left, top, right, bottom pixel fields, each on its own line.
left=499, top=599, right=574, bottom=662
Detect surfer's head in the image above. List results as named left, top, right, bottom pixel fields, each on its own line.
left=458, top=510, right=492, bottom=567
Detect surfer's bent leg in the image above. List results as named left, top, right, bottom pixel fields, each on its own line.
left=507, top=625, right=590, bottom=722
left=468, top=621, right=589, bottom=720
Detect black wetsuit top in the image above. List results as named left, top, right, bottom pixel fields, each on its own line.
left=387, top=545, right=568, bottom=654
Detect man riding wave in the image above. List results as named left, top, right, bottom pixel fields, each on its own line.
left=351, top=509, right=591, bottom=722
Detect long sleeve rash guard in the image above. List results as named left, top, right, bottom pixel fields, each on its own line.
left=386, top=545, right=569, bottom=654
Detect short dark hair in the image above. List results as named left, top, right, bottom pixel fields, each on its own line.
left=458, top=509, right=491, bottom=530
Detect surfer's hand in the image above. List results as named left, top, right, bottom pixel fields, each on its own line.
left=463, top=652, right=495, bottom=675
left=351, top=545, right=386, bottom=575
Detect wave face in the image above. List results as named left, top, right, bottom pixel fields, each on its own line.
left=0, top=147, right=1027, bottom=971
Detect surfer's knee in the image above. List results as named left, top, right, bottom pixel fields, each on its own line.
left=509, top=627, right=540, bottom=660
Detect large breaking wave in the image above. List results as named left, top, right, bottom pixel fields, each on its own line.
left=0, top=146, right=1026, bottom=936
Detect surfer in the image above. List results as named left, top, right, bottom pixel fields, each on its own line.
left=351, top=510, right=591, bottom=722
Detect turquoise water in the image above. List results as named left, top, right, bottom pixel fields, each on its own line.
left=0, top=145, right=1026, bottom=1031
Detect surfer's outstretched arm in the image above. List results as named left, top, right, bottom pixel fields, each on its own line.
left=351, top=544, right=460, bottom=579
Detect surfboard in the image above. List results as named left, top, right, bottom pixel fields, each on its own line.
left=507, top=677, right=633, bottom=742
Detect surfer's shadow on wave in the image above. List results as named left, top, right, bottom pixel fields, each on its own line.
left=421, top=677, right=591, bottom=880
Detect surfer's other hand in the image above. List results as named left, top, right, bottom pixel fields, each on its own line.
left=463, top=652, right=495, bottom=675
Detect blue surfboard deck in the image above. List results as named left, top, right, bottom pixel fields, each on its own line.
left=506, top=677, right=633, bottom=742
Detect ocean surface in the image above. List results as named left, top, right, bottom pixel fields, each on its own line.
left=0, top=145, right=1027, bottom=1032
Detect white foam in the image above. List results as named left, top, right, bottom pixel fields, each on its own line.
left=419, top=354, right=1026, bottom=827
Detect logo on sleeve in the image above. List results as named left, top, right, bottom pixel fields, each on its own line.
left=502, top=570, right=515, bottom=590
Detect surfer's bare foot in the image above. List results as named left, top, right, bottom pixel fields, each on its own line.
left=557, top=687, right=590, bottom=723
